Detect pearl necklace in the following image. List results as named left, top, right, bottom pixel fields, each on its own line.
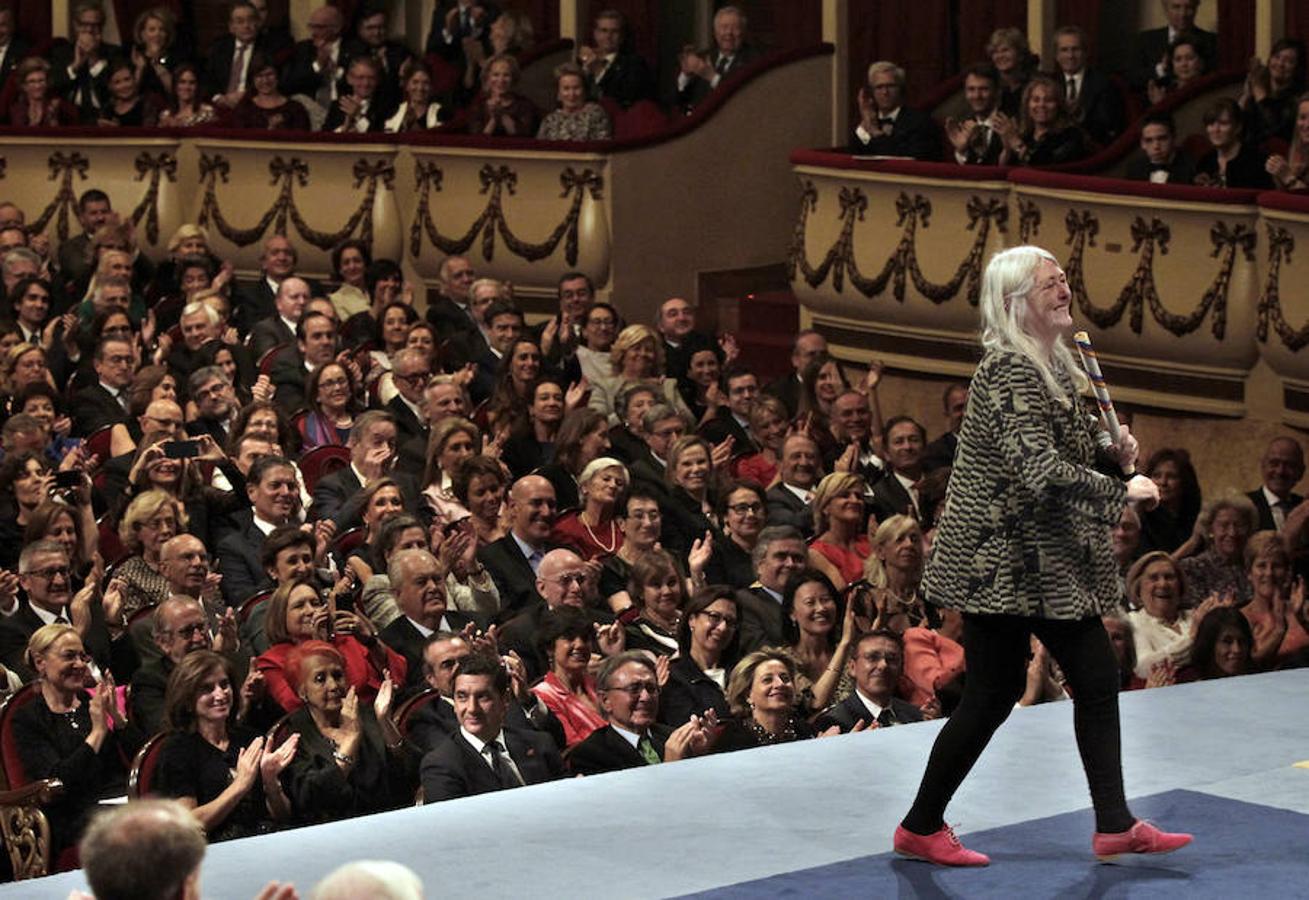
left=580, top=512, right=617, bottom=554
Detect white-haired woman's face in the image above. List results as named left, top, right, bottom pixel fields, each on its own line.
left=1020, top=258, right=1072, bottom=344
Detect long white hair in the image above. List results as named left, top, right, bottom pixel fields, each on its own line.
left=978, top=245, right=1086, bottom=407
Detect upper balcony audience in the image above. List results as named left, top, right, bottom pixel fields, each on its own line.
left=577, top=8, right=655, bottom=110
left=1132, top=0, right=1218, bottom=91
left=848, top=62, right=941, bottom=160
left=676, top=5, right=759, bottom=114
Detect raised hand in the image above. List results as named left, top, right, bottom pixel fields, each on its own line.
left=1145, top=659, right=1176, bottom=689
left=655, top=654, right=670, bottom=688
left=260, top=733, right=298, bottom=780
left=594, top=620, right=625, bottom=656
left=234, top=737, right=265, bottom=791
left=565, top=378, right=590, bottom=412
left=102, top=578, right=127, bottom=628
left=687, top=530, right=714, bottom=577
left=373, top=674, right=394, bottom=720
left=710, top=435, right=734, bottom=471
left=214, top=608, right=239, bottom=654
left=339, top=687, right=360, bottom=735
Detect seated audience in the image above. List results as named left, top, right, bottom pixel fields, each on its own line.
left=7, top=58, right=75, bottom=127
left=1267, top=92, right=1309, bottom=191
left=385, top=60, right=446, bottom=132
left=676, top=5, right=759, bottom=114
left=1140, top=447, right=1203, bottom=554
left=1112, top=505, right=1145, bottom=575
left=1103, top=613, right=1146, bottom=690
left=1247, top=437, right=1304, bottom=532
left=1193, top=98, right=1274, bottom=189
left=538, top=62, right=611, bottom=141
left=704, top=480, right=767, bottom=587
left=453, top=455, right=509, bottom=547
left=1131, top=0, right=1218, bottom=91
left=998, top=74, right=1091, bottom=166
left=1239, top=531, right=1309, bottom=668
left=988, top=27, right=1038, bottom=117
left=79, top=800, right=213, bottom=900
left=377, top=548, right=481, bottom=693
left=847, top=61, right=941, bottom=160
left=551, top=456, right=629, bottom=560
left=469, top=53, right=538, bottom=136
left=1182, top=605, right=1256, bottom=680
left=97, top=58, right=159, bottom=127
left=536, top=408, right=613, bottom=511
left=731, top=395, right=788, bottom=487
left=714, top=649, right=826, bottom=752
left=946, top=64, right=1004, bottom=166
left=782, top=568, right=856, bottom=712
left=815, top=629, right=925, bottom=731
left=114, top=489, right=187, bottom=617
left=1052, top=25, right=1123, bottom=147
left=1176, top=495, right=1257, bottom=607
left=661, top=586, right=740, bottom=727
left=529, top=606, right=612, bottom=747
left=1124, top=551, right=1199, bottom=680
left=1126, top=113, right=1197, bottom=184
left=1241, top=38, right=1306, bottom=144
left=589, top=324, right=691, bottom=424
left=324, top=56, right=392, bottom=133
left=621, top=549, right=686, bottom=656
left=156, top=650, right=295, bottom=841
left=158, top=63, right=218, bottom=127
left=130, top=594, right=238, bottom=735
left=766, top=434, right=821, bottom=538
left=599, top=488, right=666, bottom=607
left=576, top=9, right=655, bottom=109
left=808, top=472, right=871, bottom=590
left=233, top=53, right=311, bottom=130
left=1147, top=32, right=1207, bottom=105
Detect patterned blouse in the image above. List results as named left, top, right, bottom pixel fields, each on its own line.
left=115, top=554, right=171, bottom=616
left=1178, top=549, right=1251, bottom=607
left=537, top=103, right=612, bottom=142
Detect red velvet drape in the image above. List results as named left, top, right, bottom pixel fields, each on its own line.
left=848, top=1, right=952, bottom=107
left=1215, top=0, right=1255, bottom=70
left=1287, top=3, right=1309, bottom=48
left=15, top=4, right=53, bottom=46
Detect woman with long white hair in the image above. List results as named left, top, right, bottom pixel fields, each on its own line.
left=893, top=246, right=1189, bottom=867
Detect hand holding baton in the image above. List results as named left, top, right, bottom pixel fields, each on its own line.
left=1072, top=331, right=1134, bottom=477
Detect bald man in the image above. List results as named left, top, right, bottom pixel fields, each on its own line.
left=475, top=475, right=563, bottom=616
left=497, top=547, right=612, bottom=681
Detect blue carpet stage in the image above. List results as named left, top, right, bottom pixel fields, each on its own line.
left=9, top=670, right=1308, bottom=899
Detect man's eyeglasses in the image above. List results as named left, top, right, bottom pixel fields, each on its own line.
left=26, top=566, right=70, bottom=582
left=549, top=573, right=588, bottom=588
left=604, top=680, right=660, bottom=698
left=164, top=623, right=208, bottom=640
left=394, top=371, right=431, bottom=386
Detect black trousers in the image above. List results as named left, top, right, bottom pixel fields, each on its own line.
left=902, top=612, right=1134, bottom=835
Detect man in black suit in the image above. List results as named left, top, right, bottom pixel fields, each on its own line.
left=249, top=276, right=309, bottom=361
left=815, top=630, right=924, bottom=732
left=425, top=0, right=500, bottom=70
left=378, top=549, right=479, bottom=693
left=1248, top=437, right=1306, bottom=533
left=129, top=595, right=240, bottom=735
left=282, top=4, right=347, bottom=110
left=407, top=631, right=564, bottom=751
left=269, top=311, right=338, bottom=414
left=577, top=9, right=654, bottom=109
left=830, top=388, right=886, bottom=484
left=849, top=61, right=941, bottom=159
left=700, top=366, right=760, bottom=454
left=204, top=0, right=265, bottom=108
left=232, top=235, right=320, bottom=338
left=569, top=652, right=710, bottom=775
left=396, top=375, right=466, bottom=476
left=655, top=296, right=715, bottom=386
left=736, top=526, right=807, bottom=654
left=477, top=475, right=561, bottom=617
left=870, top=416, right=927, bottom=524
left=947, top=65, right=1005, bottom=166
left=185, top=366, right=240, bottom=449
left=495, top=548, right=606, bottom=681
left=1130, top=0, right=1218, bottom=91
left=70, top=337, right=134, bottom=436
left=386, top=348, right=431, bottom=445
left=1124, top=113, right=1197, bottom=185
left=343, top=3, right=412, bottom=112
left=216, top=455, right=301, bottom=606
left=922, top=383, right=968, bottom=473
left=420, top=652, right=563, bottom=803
left=765, top=330, right=827, bottom=418
left=765, top=433, right=820, bottom=537
left=309, top=411, right=423, bottom=529
left=50, top=1, right=122, bottom=122
left=1053, top=26, right=1124, bottom=147
left=0, top=542, right=132, bottom=681
left=0, top=7, right=30, bottom=90
left=322, top=55, right=392, bottom=133
left=56, top=190, right=112, bottom=289
left=676, top=5, right=761, bottom=113
left=425, top=254, right=480, bottom=336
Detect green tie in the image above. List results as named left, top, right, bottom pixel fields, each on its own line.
left=637, top=735, right=661, bottom=765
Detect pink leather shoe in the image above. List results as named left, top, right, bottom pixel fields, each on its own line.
left=894, top=824, right=990, bottom=866
left=1093, top=820, right=1193, bottom=861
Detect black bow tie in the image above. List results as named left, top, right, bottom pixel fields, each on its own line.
left=878, top=117, right=894, bottom=127
left=1150, top=163, right=1171, bottom=173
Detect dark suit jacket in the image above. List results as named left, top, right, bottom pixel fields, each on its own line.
left=425, top=295, right=478, bottom=338
left=567, top=723, right=671, bottom=775
left=420, top=726, right=562, bottom=802
left=269, top=347, right=310, bottom=415
left=848, top=106, right=942, bottom=160
left=386, top=394, right=427, bottom=445
left=1247, top=487, right=1302, bottom=533
left=765, top=484, right=813, bottom=537
left=658, top=655, right=731, bottom=727
left=425, top=1, right=501, bottom=62
left=281, top=38, right=349, bottom=100
left=476, top=535, right=560, bottom=617
left=204, top=34, right=273, bottom=99
left=1124, top=151, right=1197, bottom=185
left=868, top=472, right=915, bottom=524
left=322, top=94, right=393, bottom=133
left=408, top=692, right=564, bottom=753
left=69, top=383, right=129, bottom=437
left=1061, top=68, right=1123, bottom=146
left=215, top=510, right=274, bottom=606
left=590, top=50, right=655, bottom=108
left=606, top=425, right=645, bottom=465
left=955, top=117, right=1005, bottom=166
left=0, top=38, right=30, bottom=90
left=250, top=315, right=296, bottom=362
left=233, top=278, right=278, bottom=336
left=677, top=44, right=762, bottom=111
left=308, top=466, right=424, bottom=531
left=49, top=41, right=123, bottom=116
left=736, top=586, right=786, bottom=654
left=922, top=432, right=959, bottom=473
left=813, top=692, right=923, bottom=733
left=494, top=600, right=614, bottom=682
left=379, top=612, right=478, bottom=693
left=341, top=39, right=411, bottom=110
left=0, top=599, right=134, bottom=682
left=699, top=408, right=757, bottom=455
left=765, top=373, right=803, bottom=419
left=1131, top=27, right=1218, bottom=90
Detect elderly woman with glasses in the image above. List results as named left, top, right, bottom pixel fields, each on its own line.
left=114, top=489, right=188, bottom=617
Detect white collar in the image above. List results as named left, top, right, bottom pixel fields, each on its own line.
left=609, top=722, right=644, bottom=748
left=459, top=725, right=506, bottom=755
left=855, top=688, right=888, bottom=719
left=252, top=513, right=283, bottom=535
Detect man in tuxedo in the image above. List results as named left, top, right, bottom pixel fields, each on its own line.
left=378, top=549, right=479, bottom=693
left=0, top=541, right=130, bottom=681
left=700, top=366, right=760, bottom=454
left=477, top=475, right=561, bottom=617
left=533, top=272, right=595, bottom=370
left=420, top=651, right=564, bottom=803
left=269, top=311, right=337, bottom=414
left=216, top=455, right=301, bottom=605
left=1053, top=25, right=1123, bottom=147
left=922, top=383, right=968, bottom=473
left=830, top=389, right=885, bottom=484
left=815, top=630, right=924, bottom=732
left=51, top=1, right=121, bottom=123
left=309, top=411, right=423, bottom=529
left=766, top=330, right=826, bottom=418
left=848, top=61, right=941, bottom=160
left=425, top=254, right=479, bottom=335
left=676, top=5, right=760, bottom=113
left=736, top=527, right=807, bottom=653
left=577, top=9, right=654, bottom=109
left=766, top=433, right=820, bottom=537
left=70, top=337, right=134, bottom=436
left=869, top=416, right=927, bottom=524
left=569, top=652, right=710, bottom=775
left=1124, top=113, right=1197, bottom=184
left=343, top=3, right=412, bottom=112
left=232, top=235, right=319, bottom=337
left=1248, top=437, right=1305, bottom=532
left=0, top=7, right=30, bottom=90
left=407, top=631, right=563, bottom=751
left=249, top=276, right=309, bottom=361
left=948, top=65, right=1005, bottom=166
left=387, top=349, right=431, bottom=445
left=1131, top=0, right=1218, bottom=90
left=322, top=55, right=391, bottom=133
left=282, top=4, right=347, bottom=110
left=205, top=1, right=264, bottom=108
